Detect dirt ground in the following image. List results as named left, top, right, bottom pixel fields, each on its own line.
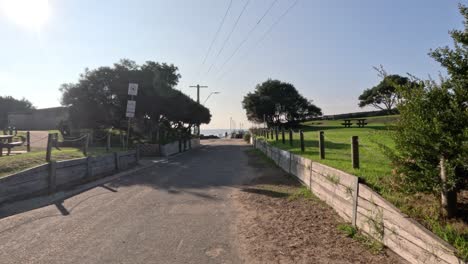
left=233, top=149, right=406, bottom=264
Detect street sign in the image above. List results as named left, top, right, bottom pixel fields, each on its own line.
left=126, top=100, right=136, bottom=118
left=128, top=83, right=138, bottom=96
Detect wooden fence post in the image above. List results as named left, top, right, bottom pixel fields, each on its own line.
left=352, top=136, right=359, bottom=169
left=48, top=160, right=57, bottom=194
left=319, top=131, right=325, bottom=159
left=114, top=152, right=120, bottom=171
left=46, top=133, right=53, bottom=162
left=178, top=136, right=182, bottom=153
left=86, top=156, right=92, bottom=178
left=120, top=130, right=124, bottom=150
left=300, top=130, right=305, bottom=152
left=352, top=177, right=360, bottom=227
left=106, top=133, right=111, bottom=152
left=83, top=134, right=89, bottom=156
left=281, top=128, right=285, bottom=144
left=136, top=144, right=141, bottom=163
left=26, top=131, right=31, bottom=152
left=309, top=160, right=313, bottom=191
left=289, top=129, right=293, bottom=146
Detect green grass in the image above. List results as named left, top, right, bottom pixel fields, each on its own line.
left=266, top=116, right=396, bottom=193
left=337, top=223, right=384, bottom=254
left=288, top=185, right=317, bottom=201
left=0, top=147, right=124, bottom=178
left=261, top=115, right=467, bottom=260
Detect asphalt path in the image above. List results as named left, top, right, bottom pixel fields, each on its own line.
left=0, top=139, right=253, bottom=264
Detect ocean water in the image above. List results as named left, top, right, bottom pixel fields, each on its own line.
left=200, top=129, right=245, bottom=136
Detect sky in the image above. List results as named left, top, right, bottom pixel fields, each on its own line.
left=0, top=0, right=465, bottom=129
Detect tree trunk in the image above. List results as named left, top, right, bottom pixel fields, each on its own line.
left=440, top=156, right=457, bottom=218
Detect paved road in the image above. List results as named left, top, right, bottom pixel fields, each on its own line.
left=0, top=139, right=254, bottom=264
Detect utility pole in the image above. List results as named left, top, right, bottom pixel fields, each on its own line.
left=189, top=84, right=208, bottom=105
left=189, top=84, right=208, bottom=135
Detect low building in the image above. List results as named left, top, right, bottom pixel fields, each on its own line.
left=8, top=107, right=69, bottom=130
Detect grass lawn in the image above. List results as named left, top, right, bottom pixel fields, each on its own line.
left=0, top=147, right=125, bottom=178
left=267, top=115, right=397, bottom=194
left=261, top=115, right=467, bottom=260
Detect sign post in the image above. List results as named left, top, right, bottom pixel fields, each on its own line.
left=126, top=83, right=138, bottom=149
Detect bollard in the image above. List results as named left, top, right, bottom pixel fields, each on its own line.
left=26, top=131, right=31, bottom=152
left=300, top=130, right=305, bottom=152
left=281, top=128, right=285, bottom=144
left=319, top=131, right=325, bottom=159
left=352, top=136, right=360, bottom=169
left=289, top=129, right=293, bottom=146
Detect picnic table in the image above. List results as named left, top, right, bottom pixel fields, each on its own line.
left=356, top=118, right=368, bottom=128
left=0, top=135, right=24, bottom=156
left=341, top=119, right=368, bottom=128
left=341, top=119, right=353, bottom=128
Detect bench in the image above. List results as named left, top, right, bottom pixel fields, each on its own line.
left=0, top=137, right=25, bottom=156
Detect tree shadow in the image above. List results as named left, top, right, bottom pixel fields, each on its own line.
left=297, top=125, right=395, bottom=132
left=241, top=187, right=290, bottom=198
left=105, top=143, right=258, bottom=194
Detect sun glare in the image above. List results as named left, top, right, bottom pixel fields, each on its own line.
left=0, top=0, right=50, bottom=31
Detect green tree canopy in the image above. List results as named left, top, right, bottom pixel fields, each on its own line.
left=390, top=4, right=468, bottom=218
left=358, top=70, right=414, bottom=113
left=242, top=79, right=322, bottom=127
left=0, top=96, right=34, bottom=128
left=60, top=59, right=211, bottom=140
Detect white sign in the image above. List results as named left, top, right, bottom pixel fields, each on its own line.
left=126, top=100, right=136, bottom=118
left=128, top=83, right=138, bottom=96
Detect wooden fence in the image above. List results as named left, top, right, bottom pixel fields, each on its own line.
left=0, top=150, right=138, bottom=205
left=252, top=138, right=463, bottom=264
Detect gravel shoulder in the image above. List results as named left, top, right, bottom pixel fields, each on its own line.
left=234, top=148, right=406, bottom=264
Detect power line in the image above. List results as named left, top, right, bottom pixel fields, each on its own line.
left=217, top=0, right=299, bottom=80
left=214, top=0, right=279, bottom=78
left=204, top=0, right=251, bottom=77
left=257, top=0, right=299, bottom=44
left=199, top=0, right=233, bottom=69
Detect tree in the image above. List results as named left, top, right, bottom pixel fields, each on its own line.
left=391, top=5, right=468, bottom=218
left=242, top=79, right=321, bottom=127
left=60, top=59, right=211, bottom=142
left=0, top=96, right=34, bottom=128
left=358, top=67, right=414, bottom=113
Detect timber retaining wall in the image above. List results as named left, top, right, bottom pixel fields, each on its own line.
left=0, top=150, right=138, bottom=205
left=252, top=138, right=463, bottom=264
